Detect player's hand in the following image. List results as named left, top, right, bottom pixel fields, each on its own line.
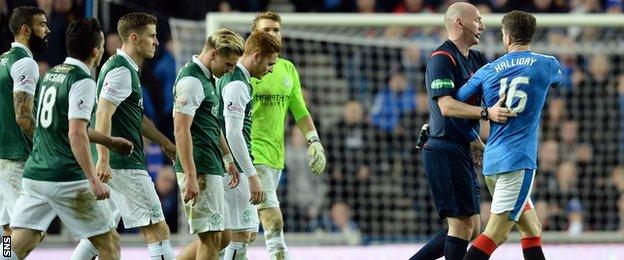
left=308, top=142, right=326, bottom=175
left=110, top=136, right=133, bottom=156
left=225, top=162, right=240, bottom=188
left=248, top=175, right=265, bottom=205
left=183, top=175, right=199, bottom=205
left=162, top=143, right=176, bottom=162
left=96, top=160, right=112, bottom=183
left=470, top=138, right=485, bottom=166
left=488, top=93, right=517, bottom=123
left=89, top=179, right=110, bottom=200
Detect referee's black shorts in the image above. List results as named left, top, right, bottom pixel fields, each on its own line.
left=422, top=137, right=480, bottom=219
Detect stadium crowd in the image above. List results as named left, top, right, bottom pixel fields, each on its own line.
left=1, top=0, right=624, bottom=243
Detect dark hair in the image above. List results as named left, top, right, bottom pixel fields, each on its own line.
left=8, top=6, right=46, bottom=36
left=502, top=10, right=536, bottom=45
left=66, top=18, right=103, bottom=61
left=117, top=12, right=157, bottom=41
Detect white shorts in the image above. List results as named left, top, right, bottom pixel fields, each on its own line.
left=485, top=169, right=536, bottom=221
left=0, top=159, right=24, bottom=226
left=256, top=165, right=282, bottom=209
left=10, top=179, right=115, bottom=239
left=108, top=169, right=165, bottom=228
left=177, top=173, right=227, bottom=234
left=224, top=173, right=259, bottom=232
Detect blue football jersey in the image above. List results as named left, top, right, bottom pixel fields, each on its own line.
left=456, top=51, right=562, bottom=175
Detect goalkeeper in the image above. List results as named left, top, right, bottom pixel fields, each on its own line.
left=249, top=11, right=326, bottom=260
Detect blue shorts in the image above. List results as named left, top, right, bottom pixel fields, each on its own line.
left=422, top=138, right=480, bottom=219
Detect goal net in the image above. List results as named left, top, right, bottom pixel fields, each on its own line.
left=170, top=13, right=624, bottom=244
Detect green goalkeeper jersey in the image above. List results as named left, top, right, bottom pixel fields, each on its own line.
left=250, top=58, right=310, bottom=169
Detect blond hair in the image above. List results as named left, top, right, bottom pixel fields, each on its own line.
left=252, top=11, right=281, bottom=31
left=203, top=28, right=244, bottom=57
left=243, top=31, right=281, bottom=56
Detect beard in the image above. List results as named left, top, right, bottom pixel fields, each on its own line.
left=29, top=30, right=48, bottom=55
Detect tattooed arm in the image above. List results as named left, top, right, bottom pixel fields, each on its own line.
left=13, top=91, right=36, bottom=141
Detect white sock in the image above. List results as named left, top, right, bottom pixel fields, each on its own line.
left=70, top=239, right=98, bottom=260
left=223, top=242, right=247, bottom=260
left=147, top=239, right=175, bottom=260
left=265, top=230, right=289, bottom=260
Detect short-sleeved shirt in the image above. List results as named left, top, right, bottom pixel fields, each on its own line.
left=250, top=58, right=310, bottom=169
left=457, top=51, right=562, bottom=175
left=425, top=40, right=487, bottom=143
left=24, top=57, right=96, bottom=182
left=0, top=42, right=39, bottom=160
left=173, top=55, right=224, bottom=176
left=95, top=49, right=145, bottom=170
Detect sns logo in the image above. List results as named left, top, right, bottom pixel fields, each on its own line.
left=2, top=236, right=10, bottom=257
left=0, top=58, right=8, bottom=67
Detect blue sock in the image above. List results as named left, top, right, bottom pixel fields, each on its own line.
left=409, top=228, right=447, bottom=260
left=444, top=236, right=469, bottom=260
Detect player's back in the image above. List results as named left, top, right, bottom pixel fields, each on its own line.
left=25, top=62, right=92, bottom=181
left=479, top=51, right=561, bottom=175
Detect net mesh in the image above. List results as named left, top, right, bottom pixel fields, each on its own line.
left=169, top=17, right=624, bottom=242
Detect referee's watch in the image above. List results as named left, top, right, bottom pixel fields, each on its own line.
left=480, top=107, right=489, bottom=120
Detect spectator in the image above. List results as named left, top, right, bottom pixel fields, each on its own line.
left=325, top=100, right=374, bottom=234
left=155, top=166, right=179, bottom=233
left=322, top=202, right=361, bottom=245
left=153, top=38, right=177, bottom=138
left=285, top=128, right=328, bottom=232
left=370, top=70, right=416, bottom=133
left=40, top=0, right=75, bottom=66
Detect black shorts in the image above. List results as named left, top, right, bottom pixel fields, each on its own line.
left=422, top=138, right=480, bottom=219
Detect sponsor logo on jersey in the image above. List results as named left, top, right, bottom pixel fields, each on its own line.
left=226, top=101, right=244, bottom=114
left=282, top=77, right=292, bottom=88
left=0, top=58, right=8, bottom=67
left=431, top=78, right=455, bottom=89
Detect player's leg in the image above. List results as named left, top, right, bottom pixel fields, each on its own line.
left=224, top=173, right=259, bottom=260
left=9, top=228, right=44, bottom=259
left=108, top=169, right=174, bottom=260
left=516, top=200, right=545, bottom=260
left=51, top=180, right=119, bottom=260
left=8, top=178, right=59, bottom=259
left=71, top=208, right=120, bottom=260
left=87, top=230, right=121, bottom=260
left=196, top=231, right=223, bottom=260
left=176, top=240, right=200, bottom=260
left=256, top=165, right=288, bottom=260
left=224, top=231, right=252, bottom=260
left=465, top=170, right=535, bottom=260
left=0, top=160, right=25, bottom=237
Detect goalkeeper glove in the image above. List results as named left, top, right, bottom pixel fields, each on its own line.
left=306, top=131, right=326, bottom=175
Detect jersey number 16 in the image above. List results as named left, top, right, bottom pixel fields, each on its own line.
left=499, top=76, right=529, bottom=114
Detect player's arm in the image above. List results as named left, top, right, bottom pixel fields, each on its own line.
left=172, top=77, right=203, bottom=204
left=550, top=57, right=563, bottom=88
left=87, top=128, right=133, bottom=156
left=222, top=81, right=264, bottom=204
left=219, top=131, right=239, bottom=188
left=68, top=79, right=109, bottom=200
left=288, top=65, right=326, bottom=175
left=95, top=67, right=130, bottom=182
left=11, top=57, right=38, bottom=141
left=142, top=115, right=175, bottom=161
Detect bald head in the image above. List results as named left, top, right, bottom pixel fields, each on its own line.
left=444, top=2, right=483, bottom=49
left=444, top=2, right=478, bottom=29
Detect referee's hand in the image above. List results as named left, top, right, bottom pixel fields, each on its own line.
left=470, top=138, right=485, bottom=166
left=487, top=93, right=517, bottom=123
